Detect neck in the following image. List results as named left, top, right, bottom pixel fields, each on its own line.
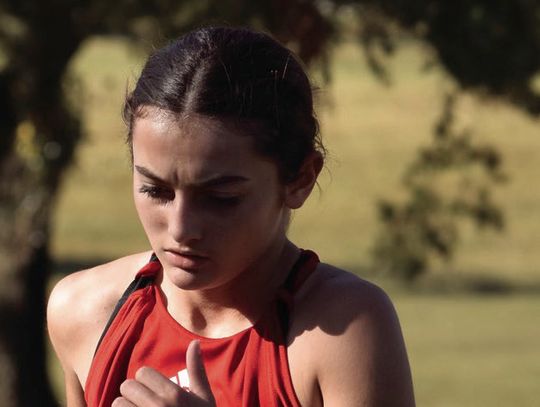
left=160, top=239, right=300, bottom=338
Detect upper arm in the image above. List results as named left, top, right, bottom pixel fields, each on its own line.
left=47, top=252, right=150, bottom=405
left=296, top=269, right=415, bottom=407
left=63, top=367, right=87, bottom=407
left=47, top=273, right=88, bottom=406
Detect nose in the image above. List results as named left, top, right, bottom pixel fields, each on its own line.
left=167, top=194, right=203, bottom=244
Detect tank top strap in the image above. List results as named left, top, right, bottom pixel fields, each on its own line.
left=94, top=253, right=160, bottom=354
left=281, top=249, right=319, bottom=295
left=136, top=252, right=161, bottom=278
left=273, top=250, right=319, bottom=334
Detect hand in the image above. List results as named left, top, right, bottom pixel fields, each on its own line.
left=112, top=340, right=216, bottom=407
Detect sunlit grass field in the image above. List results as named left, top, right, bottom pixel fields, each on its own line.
left=49, top=36, right=540, bottom=406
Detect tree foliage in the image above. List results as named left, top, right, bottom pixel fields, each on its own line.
left=373, top=94, right=506, bottom=281
left=340, top=0, right=540, bottom=115
left=328, top=1, right=539, bottom=280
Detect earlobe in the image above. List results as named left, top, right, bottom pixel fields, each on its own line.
left=285, top=151, right=324, bottom=210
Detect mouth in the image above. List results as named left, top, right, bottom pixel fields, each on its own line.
left=163, top=249, right=210, bottom=270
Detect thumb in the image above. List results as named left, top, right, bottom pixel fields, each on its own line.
left=186, top=340, right=214, bottom=402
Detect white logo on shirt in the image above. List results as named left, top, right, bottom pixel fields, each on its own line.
left=170, top=368, right=190, bottom=388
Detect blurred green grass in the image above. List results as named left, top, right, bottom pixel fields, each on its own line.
left=49, top=37, right=540, bottom=406
left=397, top=293, right=540, bottom=407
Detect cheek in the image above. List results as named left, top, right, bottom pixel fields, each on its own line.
left=133, top=196, right=165, bottom=234
left=230, top=193, right=285, bottom=236
left=133, top=192, right=148, bottom=220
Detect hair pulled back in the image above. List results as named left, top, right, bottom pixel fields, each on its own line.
left=123, top=26, right=323, bottom=182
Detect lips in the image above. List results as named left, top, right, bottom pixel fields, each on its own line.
left=163, top=249, right=209, bottom=270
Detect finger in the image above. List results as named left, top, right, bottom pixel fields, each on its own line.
left=134, top=366, right=184, bottom=402
left=186, top=340, right=214, bottom=402
left=119, top=377, right=164, bottom=406
left=111, top=396, right=137, bottom=407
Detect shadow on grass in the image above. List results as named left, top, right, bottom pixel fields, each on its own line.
left=342, top=263, right=540, bottom=297
left=411, top=275, right=540, bottom=296
left=51, top=257, right=112, bottom=276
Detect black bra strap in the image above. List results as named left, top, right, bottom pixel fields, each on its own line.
left=94, top=263, right=156, bottom=355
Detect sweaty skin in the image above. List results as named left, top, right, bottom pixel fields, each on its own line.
left=48, top=112, right=415, bottom=407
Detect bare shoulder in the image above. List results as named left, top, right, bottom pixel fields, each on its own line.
left=48, top=251, right=152, bottom=332
left=291, top=263, right=402, bottom=349
left=289, top=263, right=415, bottom=406
left=47, top=251, right=152, bottom=381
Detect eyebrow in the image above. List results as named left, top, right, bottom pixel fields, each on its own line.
left=134, top=165, right=250, bottom=188
left=135, top=165, right=166, bottom=183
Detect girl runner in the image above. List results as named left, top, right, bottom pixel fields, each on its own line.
left=48, top=26, right=415, bottom=407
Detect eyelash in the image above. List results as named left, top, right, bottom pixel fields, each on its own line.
left=138, top=185, right=173, bottom=204
left=138, top=185, right=242, bottom=207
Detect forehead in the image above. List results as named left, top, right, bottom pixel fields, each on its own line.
left=131, top=111, right=276, bottom=182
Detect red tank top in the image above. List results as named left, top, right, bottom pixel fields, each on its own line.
left=85, top=250, right=319, bottom=407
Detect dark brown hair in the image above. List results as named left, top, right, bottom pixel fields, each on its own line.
left=123, top=26, right=324, bottom=182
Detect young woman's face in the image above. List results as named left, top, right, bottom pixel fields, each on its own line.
left=131, top=110, right=292, bottom=290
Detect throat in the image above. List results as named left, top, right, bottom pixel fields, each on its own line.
left=159, top=241, right=300, bottom=338
left=183, top=304, right=256, bottom=338
left=157, top=273, right=270, bottom=338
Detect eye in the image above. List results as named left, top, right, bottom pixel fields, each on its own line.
left=138, top=185, right=175, bottom=203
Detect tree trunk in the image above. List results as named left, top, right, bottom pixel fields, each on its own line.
left=0, top=146, right=60, bottom=406
left=0, top=17, right=81, bottom=403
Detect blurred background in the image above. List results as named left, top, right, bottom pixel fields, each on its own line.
left=1, top=1, right=539, bottom=406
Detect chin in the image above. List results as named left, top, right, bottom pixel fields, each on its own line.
left=162, top=264, right=220, bottom=291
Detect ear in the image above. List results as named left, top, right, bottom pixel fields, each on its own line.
left=284, top=151, right=324, bottom=210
